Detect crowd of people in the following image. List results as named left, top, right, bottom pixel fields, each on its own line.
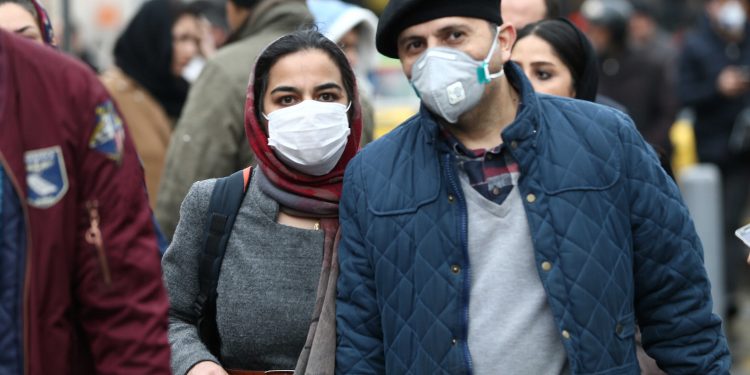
left=0, top=0, right=747, bottom=374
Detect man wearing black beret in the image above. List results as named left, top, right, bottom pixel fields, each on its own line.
left=335, top=0, right=731, bottom=373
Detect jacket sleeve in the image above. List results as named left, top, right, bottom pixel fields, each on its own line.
left=156, top=61, right=253, bottom=240
left=161, top=180, right=221, bottom=375
left=75, top=76, right=171, bottom=374
left=618, top=112, right=732, bottom=374
left=336, top=157, right=386, bottom=374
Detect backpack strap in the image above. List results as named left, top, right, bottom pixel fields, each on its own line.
left=193, top=166, right=252, bottom=358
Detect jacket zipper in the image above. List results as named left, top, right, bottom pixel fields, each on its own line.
left=0, top=152, right=33, bottom=375
left=85, top=200, right=111, bottom=286
left=443, top=153, right=474, bottom=375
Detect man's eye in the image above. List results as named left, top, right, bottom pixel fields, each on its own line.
left=448, top=31, right=464, bottom=40
left=406, top=40, right=423, bottom=52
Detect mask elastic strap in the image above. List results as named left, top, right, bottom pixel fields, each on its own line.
left=477, top=26, right=504, bottom=84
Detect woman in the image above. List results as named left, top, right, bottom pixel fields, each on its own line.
left=512, top=18, right=599, bottom=101
left=512, top=18, right=668, bottom=375
left=101, top=0, right=203, bottom=207
left=162, top=29, right=362, bottom=375
left=0, top=0, right=54, bottom=44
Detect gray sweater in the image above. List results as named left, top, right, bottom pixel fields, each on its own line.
left=162, top=174, right=324, bottom=375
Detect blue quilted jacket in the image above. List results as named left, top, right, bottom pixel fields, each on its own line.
left=336, top=63, right=731, bottom=374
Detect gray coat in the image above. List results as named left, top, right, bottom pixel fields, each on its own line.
left=162, top=176, right=323, bottom=375
left=156, top=0, right=313, bottom=239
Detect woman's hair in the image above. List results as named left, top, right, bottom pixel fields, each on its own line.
left=516, top=18, right=599, bottom=101
left=253, top=28, right=357, bottom=122
left=0, top=0, right=37, bottom=19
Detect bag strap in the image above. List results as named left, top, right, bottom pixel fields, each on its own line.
left=193, top=166, right=252, bottom=358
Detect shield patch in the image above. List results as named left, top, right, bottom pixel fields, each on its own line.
left=25, top=146, right=69, bottom=208
left=90, top=100, right=125, bottom=163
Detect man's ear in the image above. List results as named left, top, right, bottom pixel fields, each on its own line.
left=497, top=23, right=517, bottom=63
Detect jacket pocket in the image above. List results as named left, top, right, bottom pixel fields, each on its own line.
left=84, top=200, right=111, bottom=286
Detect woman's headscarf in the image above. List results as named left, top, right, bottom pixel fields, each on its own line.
left=244, top=50, right=363, bottom=218
left=558, top=18, right=599, bottom=102
left=29, top=0, right=54, bottom=45
left=113, top=0, right=189, bottom=117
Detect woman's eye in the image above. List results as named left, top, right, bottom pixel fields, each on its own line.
left=535, top=70, right=552, bottom=80
left=279, top=96, right=296, bottom=105
left=318, top=93, right=337, bottom=102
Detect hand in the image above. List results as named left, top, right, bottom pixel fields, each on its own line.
left=187, top=361, right=228, bottom=375
left=717, top=66, right=750, bottom=97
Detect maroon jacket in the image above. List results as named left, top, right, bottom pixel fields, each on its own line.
left=0, top=31, right=171, bottom=374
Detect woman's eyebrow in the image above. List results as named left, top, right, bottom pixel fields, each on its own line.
left=315, top=82, right=343, bottom=91
left=14, top=26, right=32, bottom=34
left=270, top=86, right=300, bottom=95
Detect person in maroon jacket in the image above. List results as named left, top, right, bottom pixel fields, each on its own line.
left=0, top=30, right=171, bottom=374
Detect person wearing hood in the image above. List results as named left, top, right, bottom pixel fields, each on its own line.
left=162, top=29, right=361, bottom=375
left=678, top=0, right=750, bottom=318
left=0, top=0, right=54, bottom=45
left=307, top=0, right=377, bottom=144
left=101, top=0, right=203, bottom=208
left=156, top=0, right=313, bottom=240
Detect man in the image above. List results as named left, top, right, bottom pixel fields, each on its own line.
left=678, top=0, right=750, bottom=317
left=501, top=0, right=559, bottom=29
left=0, top=30, right=170, bottom=374
left=156, top=0, right=312, bottom=239
left=335, top=0, right=731, bottom=374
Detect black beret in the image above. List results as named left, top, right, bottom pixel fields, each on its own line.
left=375, top=0, right=502, bottom=58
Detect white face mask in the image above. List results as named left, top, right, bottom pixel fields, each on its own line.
left=718, top=0, right=747, bottom=33
left=409, top=27, right=504, bottom=124
left=181, top=57, right=206, bottom=83
left=263, top=100, right=351, bottom=176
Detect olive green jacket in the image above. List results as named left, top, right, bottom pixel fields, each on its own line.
left=156, top=0, right=313, bottom=239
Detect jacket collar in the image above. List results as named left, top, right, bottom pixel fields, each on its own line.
left=419, top=61, right=541, bottom=150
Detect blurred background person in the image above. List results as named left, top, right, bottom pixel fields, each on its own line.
left=188, top=0, right=230, bottom=51
left=501, top=0, right=560, bottom=30
left=0, top=28, right=170, bottom=375
left=101, top=0, right=204, bottom=208
left=0, top=0, right=54, bottom=44
left=307, top=0, right=377, bottom=144
left=628, top=0, right=677, bottom=62
left=156, top=0, right=313, bottom=240
left=678, top=0, right=750, bottom=318
left=581, top=0, right=678, bottom=169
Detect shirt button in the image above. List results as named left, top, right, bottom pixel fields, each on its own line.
left=510, top=141, right=518, bottom=149
left=541, top=261, right=552, bottom=272
left=562, top=330, right=571, bottom=340
left=448, top=194, right=455, bottom=203
left=492, top=187, right=501, bottom=196
left=182, top=134, right=192, bottom=143
left=451, top=338, right=457, bottom=346
left=615, top=324, right=624, bottom=335
left=526, top=193, right=536, bottom=203
left=451, top=264, right=461, bottom=274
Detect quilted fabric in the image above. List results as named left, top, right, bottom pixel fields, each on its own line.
left=336, top=63, right=731, bottom=374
